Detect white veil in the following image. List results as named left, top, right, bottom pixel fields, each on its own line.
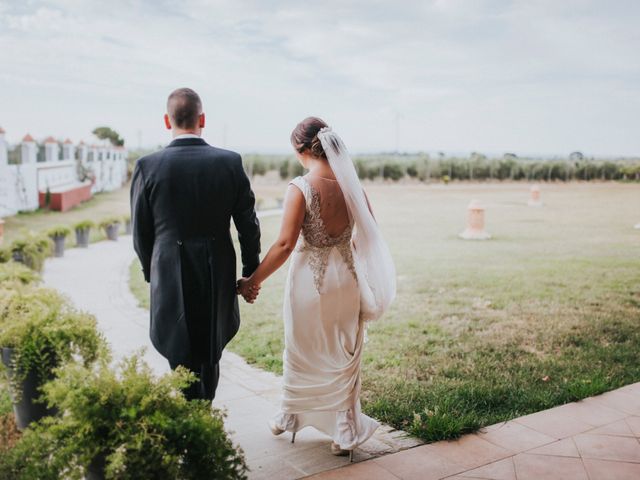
left=318, top=127, right=396, bottom=321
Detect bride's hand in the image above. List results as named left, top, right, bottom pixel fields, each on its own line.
left=236, top=278, right=260, bottom=303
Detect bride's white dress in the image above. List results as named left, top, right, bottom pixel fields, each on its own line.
left=271, top=175, right=379, bottom=450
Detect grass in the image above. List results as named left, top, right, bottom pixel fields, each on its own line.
left=128, top=259, right=150, bottom=310
left=2, top=186, right=131, bottom=246
left=132, top=181, right=640, bottom=442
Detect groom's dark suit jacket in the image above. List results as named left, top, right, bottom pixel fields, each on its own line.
left=130, top=137, right=261, bottom=366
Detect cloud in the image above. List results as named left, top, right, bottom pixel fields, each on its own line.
left=0, top=0, right=638, bottom=156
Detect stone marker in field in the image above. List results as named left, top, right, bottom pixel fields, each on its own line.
left=459, top=200, right=491, bottom=240
left=527, top=184, right=543, bottom=207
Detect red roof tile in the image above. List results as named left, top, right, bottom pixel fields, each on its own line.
left=0, top=126, right=5, bottom=134
left=64, top=138, right=72, bottom=144
left=44, top=136, right=57, bottom=144
left=22, top=133, right=35, bottom=142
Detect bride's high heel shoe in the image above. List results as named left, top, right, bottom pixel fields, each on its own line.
left=268, top=419, right=297, bottom=443
left=330, top=442, right=354, bottom=462
left=268, top=419, right=285, bottom=436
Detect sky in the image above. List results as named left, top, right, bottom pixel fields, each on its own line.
left=0, top=0, right=639, bottom=156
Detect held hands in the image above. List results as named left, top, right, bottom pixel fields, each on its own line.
left=236, top=278, right=260, bottom=304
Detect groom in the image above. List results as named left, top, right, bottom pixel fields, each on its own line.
left=131, top=87, right=261, bottom=401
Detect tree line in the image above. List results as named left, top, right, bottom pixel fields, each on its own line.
left=242, top=152, right=640, bottom=182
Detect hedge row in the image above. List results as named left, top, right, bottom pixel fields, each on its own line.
left=242, top=154, right=640, bottom=182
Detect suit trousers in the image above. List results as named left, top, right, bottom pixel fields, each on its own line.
left=169, top=360, right=220, bottom=401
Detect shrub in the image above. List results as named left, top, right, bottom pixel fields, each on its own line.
left=10, top=236, right=51, bottom=272
left=46, top=226, right=71, bottom=239
left=73, top=220, right=95, bottom=231
left=0, top=263, right=40, bottom=288
left=0, top=249, right=11, bottom=264
left=0, top=355, right=248, bottom=480
left=406, top=163, right=418, bottom=178
left=382, top=163, right=404, bottom=181
left=0, top=288, right=107, bottom=401
left=279, top=160, right=290, bottom=180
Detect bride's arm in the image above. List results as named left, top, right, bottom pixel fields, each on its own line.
left=245, top=185, right=306, bottom=289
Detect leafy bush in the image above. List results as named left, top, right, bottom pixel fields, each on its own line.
left=73, top=220, right=95, bottom=231
left=0, top=288, right=107, bottom=401
left=382, top=163, right=404, bottom=181
left=0, top=249, right=11, bottom=264
left=46, top=226, right=71, bottom=239
left=406, top=163, right=418, bottom=178
left=0, top=263, right=40, bottom=288
left=0, top=356, right=248, bottom=480
left=10, top=236, right=51, bottom=272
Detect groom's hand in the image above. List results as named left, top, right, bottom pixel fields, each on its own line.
left=236, top=278, right=260, bottom=304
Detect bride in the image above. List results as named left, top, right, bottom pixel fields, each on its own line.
left=238, top=117, right=396, bottom=460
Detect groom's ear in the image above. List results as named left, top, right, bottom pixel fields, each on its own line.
left=199, top=113, right=205, bottom=129
left=164, top=114, right=172, bottom=130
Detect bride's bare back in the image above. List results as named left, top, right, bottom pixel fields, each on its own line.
left=304, top=174, right=351, bottom=238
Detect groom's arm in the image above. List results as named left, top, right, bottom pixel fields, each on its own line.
left=231, top=155, right=261, bottom=277
left=130, top=160, right=155, bottom=283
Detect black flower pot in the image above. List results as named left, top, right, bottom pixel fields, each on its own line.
left=104, top=224, right=119, bottom=241
left=86, top=452, right=106, bottom=480
left=1, top=347, right=56, bottom=430
left=76, top=228, right=91, bottom=248
left=11, top=251, right=24, bottom=264
left=51, top=235, right=66, bottom=257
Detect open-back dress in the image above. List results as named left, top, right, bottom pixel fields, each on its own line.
left=271, top=175, right=379, bottom=450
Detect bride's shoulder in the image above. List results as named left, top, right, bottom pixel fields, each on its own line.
left=289, top=175, right=306, bottom=187
left=287, top=176, right=309, bottom=201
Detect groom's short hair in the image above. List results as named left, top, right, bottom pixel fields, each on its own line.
left=167, top=88, right=202, bottom=129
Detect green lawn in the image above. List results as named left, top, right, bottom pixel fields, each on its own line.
left=2, top=186, right=132, bottom=246
left=132, top=181, right=640, bottom=442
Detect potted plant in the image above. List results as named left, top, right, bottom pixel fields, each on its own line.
left=47, top=226, right=71, bottom=258
left=0, top=355, right=248, bottom=480
left=74, top=220, right=94, bottom=248
left=0, top=287, right=106, bottom=430
left=123, top=214, right=132, bottom=235
left=10, top=236, right=51, bottom=272
left=99, top=218, right=120, bottom=241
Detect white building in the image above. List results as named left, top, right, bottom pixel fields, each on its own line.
left=0, top=128, right=128, bottom=217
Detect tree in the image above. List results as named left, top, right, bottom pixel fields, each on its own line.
left=569, top=151, right=584, bottom=162
left=92, top=127, right=125, bottom=146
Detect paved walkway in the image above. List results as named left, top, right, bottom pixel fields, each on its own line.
left=41, top=227, right=420, bottom=480
left=40, top=228, right=640, bottom=480
left=310, top=383, right=640, bottom=480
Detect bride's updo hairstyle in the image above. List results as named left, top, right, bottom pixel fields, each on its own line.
left=291, top=117, right=329, bottom=160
